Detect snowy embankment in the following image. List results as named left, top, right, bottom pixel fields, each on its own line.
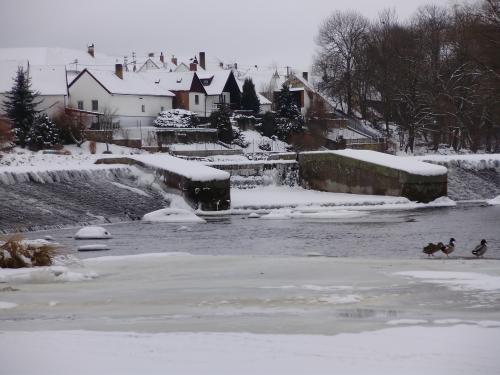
left=2, top=326, right=499, bottom=375
left=414, top=153, right=500, bottom=170
left=229, top=185, right=456, bottom=213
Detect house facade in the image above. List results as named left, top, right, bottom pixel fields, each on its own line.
left=68, top=65, right=174, bottom=128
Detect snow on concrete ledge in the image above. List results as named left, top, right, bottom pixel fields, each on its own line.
left=99, top=154, right=230, bottom=182
left=326, top=150, right=448, bottom=176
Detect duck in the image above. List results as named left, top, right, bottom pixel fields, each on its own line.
left=441, top=238, right=456, bottom=257
left=472, top=239, right=488, bottom=258
left=422, top=242, right=443, bottom=257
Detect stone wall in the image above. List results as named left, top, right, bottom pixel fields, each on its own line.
left=156, top=128, right=218, bottom=145
left=298, top=152, right=447, bottom=203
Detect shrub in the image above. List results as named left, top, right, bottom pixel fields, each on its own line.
left=89, top=140, right=97, bottom=154
left=0, top=118, right=13, bottom=150
left=52, top=108, right=87, bottom=146
left=25, top=114, right=60, bottom=151
left=154, top=109, right=199, bottom=128
left=231, top=126, right=250, bottom=148
left=0, top=234, right=60, bottom=268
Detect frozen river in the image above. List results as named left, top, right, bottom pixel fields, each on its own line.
left=4, top=203, right=500, bottom=374
left=25, top=203, right=500, bottom=259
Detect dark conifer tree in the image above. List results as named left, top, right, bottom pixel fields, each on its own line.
left=3, top=67, right=42, bottom=147
left=275, top=84, right=304, bottom=141
left=240, top=78, right=261, bottom=114
left=210, top=105, right=233, bottom=143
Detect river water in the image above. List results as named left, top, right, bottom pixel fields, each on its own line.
left=24, top=203, right=500, bottom=259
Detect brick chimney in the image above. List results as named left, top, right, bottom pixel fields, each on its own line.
left=115, top=63, right=123, bottom=79
left=234, top=62, right=238, bottom=70
left=302, top=72, right=309, bottom=81
left=199, top=52, right=206, bottom=70
left=160, top=52, right=164, bottom=63
left=190, top=63, right=197, bottom=72
left=171, top=56, right=178, bottom=66
left=87, top=43, right=95, bottom=58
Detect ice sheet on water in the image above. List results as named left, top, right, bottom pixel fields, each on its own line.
left=142, top=208, right=206, bottom=223
left=395, top=271, right=500, bottom=292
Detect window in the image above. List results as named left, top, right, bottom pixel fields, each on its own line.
left=195, top=95, right=199, bottom=105
left=141, top=104, right=145, bottom=113
left=91, top=100, right=98, bottom=111
left=77, top=101, right=84, bottom=110
left=161, top=106, right=165, bottom=112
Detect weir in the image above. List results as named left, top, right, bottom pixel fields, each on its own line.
left=0, top=166, right=168, bottom=233
left=298, top=150, right=448, bottom=203
left=96, top=155, right=231, bottom=211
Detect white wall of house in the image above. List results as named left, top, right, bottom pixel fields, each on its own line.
left=188, top=92, right=206, bottom=117
left=68, top=72, right=173, bottom=127
left=203, top=92, right=230, bottom=117
left=37, top=95, right=67, bottom=117
left=0, top=93, right=66, bottom=118
left=260, top=103, right=272, bottom=114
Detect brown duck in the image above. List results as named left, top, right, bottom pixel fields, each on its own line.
left=423, top=242, right=444, bottom=257
left=441, top=238, right=456, bottom=257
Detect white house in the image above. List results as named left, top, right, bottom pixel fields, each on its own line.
left=68, top=64, right=174, bottom=128
left=198, top=70, right=241, bottom=117
left=0, top=60, right=68, bottom=118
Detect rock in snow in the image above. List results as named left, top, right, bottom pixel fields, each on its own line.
left=74, top=226, right=113, bottom=240
left=142, top=208, right=206, bottom=224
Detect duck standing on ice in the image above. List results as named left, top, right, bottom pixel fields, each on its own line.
left=472, top=239, right=488, bottom=257
left=441, top=238, right=456, bottom=257
left=422, top=242, right=444, bottom=257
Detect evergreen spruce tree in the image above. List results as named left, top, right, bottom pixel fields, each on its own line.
left=210, top=105, right=233, bottom=144
left=26, top=114, right=60, bottom=151
left=240, top=78, right=260, bottom=114
left=3, top=67, right=42, bottom=147
left=275, top=84, right=304, bottom=141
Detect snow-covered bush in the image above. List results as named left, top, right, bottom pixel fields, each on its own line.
left=25, top=114, right=60, bottom=151
left=0, top=234, right=60, bottom=268
left=258, top=141, right=272, bottom=151
left=232, top=126, right=250, bottom=148
left=154, top=109, right=199, bottom=128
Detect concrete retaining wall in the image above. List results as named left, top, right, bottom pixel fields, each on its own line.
left=95, top=157, right=230, bottom=211
left=299, top=152, right=447, bottom=202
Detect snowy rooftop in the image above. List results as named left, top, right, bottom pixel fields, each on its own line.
left=0, top=61, right=67, bottom=95
left=307, top=150, right=448, bottom=176
left=235, top=66, right=287, bottom=94
left=138, top=71, right=198, bottom=92
left=0, top=47, right=119, bottom=71
left=198, top=70, right=232, bottom=95
left=76, top=69, right=174, bottom=97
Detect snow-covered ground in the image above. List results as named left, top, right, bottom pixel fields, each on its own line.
left=1, top=253, right=499, bottom=374
left=229, top=185, right=455, bottom=212
left=413, top=153, right=500, bottom=170
left=2, top=325, right=499, bottom=375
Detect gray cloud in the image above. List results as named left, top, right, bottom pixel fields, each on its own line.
left=0, top=0, right=452, bottom=69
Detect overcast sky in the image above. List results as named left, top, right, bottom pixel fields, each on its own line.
left=1, top=0, right=454, bottom=70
